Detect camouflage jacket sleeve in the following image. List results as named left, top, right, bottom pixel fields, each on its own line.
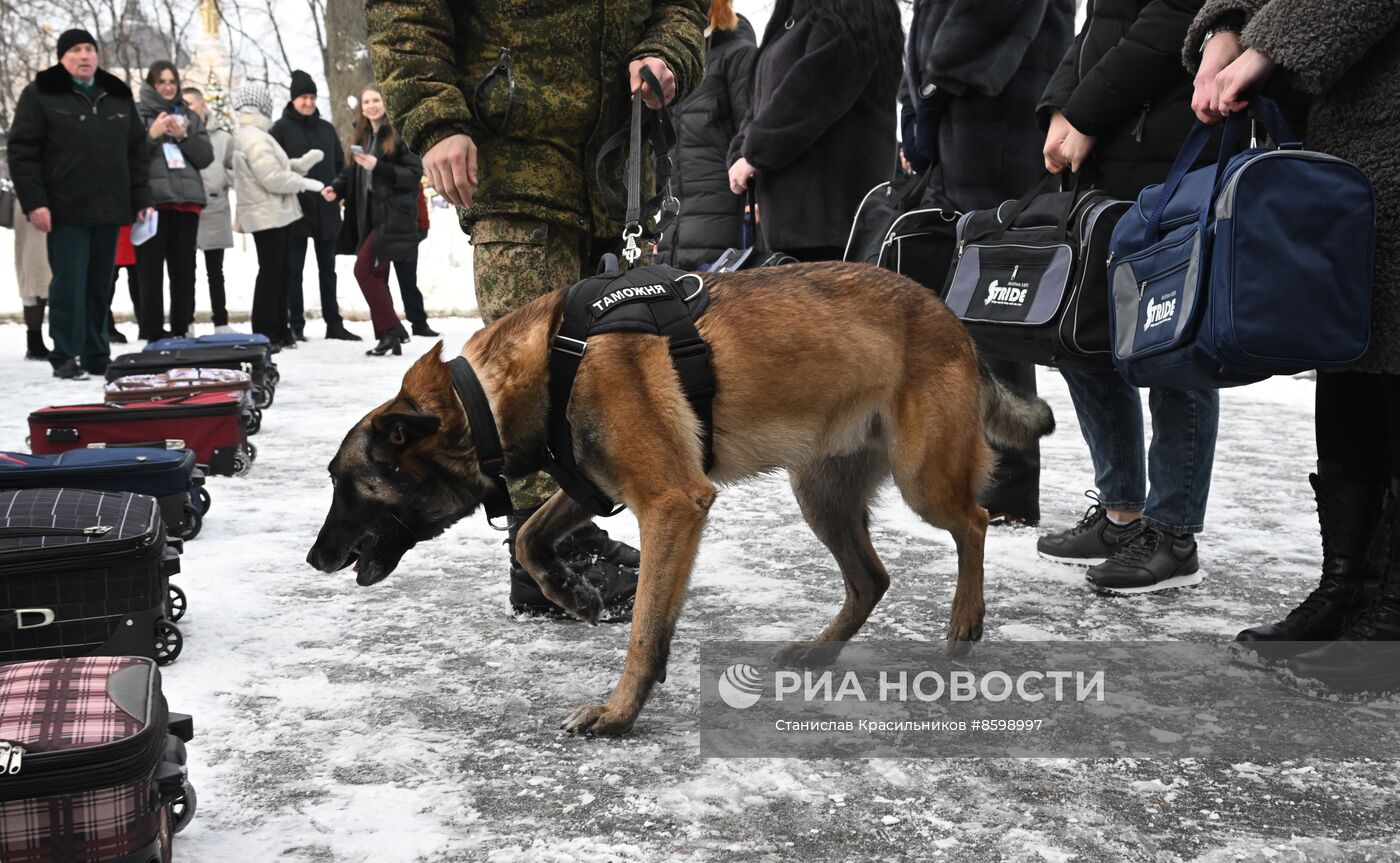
left=630, top=0, right=708, bottom=103
left=366, top=0, right=477, bottom=157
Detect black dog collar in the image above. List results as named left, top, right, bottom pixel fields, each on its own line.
left=446, top=356, right=513, bottom=526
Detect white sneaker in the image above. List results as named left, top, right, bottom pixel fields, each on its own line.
left=214, top=325, right=234, bottom=334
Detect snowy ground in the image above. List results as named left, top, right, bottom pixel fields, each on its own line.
left=1, top=320, right=1398, bottom=862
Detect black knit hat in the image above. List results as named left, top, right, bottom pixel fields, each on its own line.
left=289, top=69, right=317, bottom=100
left=56, top=29, right=98, bottom=60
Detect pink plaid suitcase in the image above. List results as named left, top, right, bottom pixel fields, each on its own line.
left=0, top=657, right=195, bottom=863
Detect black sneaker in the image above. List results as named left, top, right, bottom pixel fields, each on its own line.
left=1086, top=522, right=1202, bottom=595
left=325, top=324, right=364, bottom=342
left=52, top=358, right=89, bottom=380
left=411, top=322, right=440, bottom=338
left=292, top=327, right=308, bottom=343
left=1037, top=492, right=1137, bottom=565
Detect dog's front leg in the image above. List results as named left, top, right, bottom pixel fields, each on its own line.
left=516, top=491, right=601, bottom=621
left=563, top=484, right=714, bottom=737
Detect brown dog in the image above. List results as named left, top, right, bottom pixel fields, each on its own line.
left=308, top=261, right=1054, bottom=736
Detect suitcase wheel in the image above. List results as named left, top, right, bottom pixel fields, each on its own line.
left=174, top=503, right=202, bottom=542
left=232, top=450, right=252, bottom=477
left=267, top=366, right=281, bottom=385
left=255, top=386, right=275, bottom=410
left=246, top=442, right=258, bottom=464
left=171, top=779, right=197, bottom=834
left=167, top=584, right=187, bottom=622
left=155, top=620, right=183, bottom=665
left=195, top=486, right=212, bottom=515
left=241, top=408, right=263, bottom=436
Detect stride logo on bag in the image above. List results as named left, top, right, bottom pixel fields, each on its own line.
left=973, top=260, right=1046, bottom=322
left=983, top=267, right=1032, bottom=308
left=1144, top=293, right=1177, bottom=331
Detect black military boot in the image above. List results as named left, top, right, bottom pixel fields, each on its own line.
left=1287, top=478, right=1400, bottom=692
left=1236, top=465, right=1386, bottom=659
left=507, top=508, right=638, bottom=621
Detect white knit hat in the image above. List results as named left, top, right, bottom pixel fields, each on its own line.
left=230, top=82, right=272, bottom=118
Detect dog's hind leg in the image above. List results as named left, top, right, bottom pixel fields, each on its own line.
left=890, top=406, right=990, bottom=650
left=777, top=445, right=892, bottom=668
left=516, top=491, right=605, bottom=623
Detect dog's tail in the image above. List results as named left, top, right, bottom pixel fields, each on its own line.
left=978, top=356, right=1055, bottom=450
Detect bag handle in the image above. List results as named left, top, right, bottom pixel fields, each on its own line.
left=991, top=171, right=1082, bottom=242
left=1144, top=94, right=1299, bottom=242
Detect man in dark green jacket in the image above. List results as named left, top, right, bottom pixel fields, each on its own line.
left=365, top=0, right=706, bottom=619
left=7, top=29, right=151, bottom=380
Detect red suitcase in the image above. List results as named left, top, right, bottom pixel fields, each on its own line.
left=104, top=368, right=262, bottom=436
left=29, top=393, right=256, bottom=477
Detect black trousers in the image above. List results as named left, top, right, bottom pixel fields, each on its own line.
left=286, top=221, right=342, bottom=329
left=979, top=358, right=1042, bottom=522
left=135, top=209, right=199, bottom=339
left=251, top=227, right=292, bottom=341
left=1316, top=370, right=1400, bottom=487
left=392, top=259, right=427, bottom=327
left=202, top=249, right=228, bottom=327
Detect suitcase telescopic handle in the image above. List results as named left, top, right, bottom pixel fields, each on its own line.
left=0, top=608, right=56, bottom=633
left=87, top=439, right=187, bottom=451
left=0, top=525, right=112, bottom=538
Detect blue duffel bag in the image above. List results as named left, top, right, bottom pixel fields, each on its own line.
left=1108, top=97, right=1374, bottom=388
left=0, top=448, right=209, bottom=541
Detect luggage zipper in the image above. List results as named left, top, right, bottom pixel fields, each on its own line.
left=1138, top=259, right=1190, bottom=298
left=1133, top=103, right=1151, bottom=144
left=0, top=524, right=112, bottom=537
left=0, top=742, right=25, bottom=775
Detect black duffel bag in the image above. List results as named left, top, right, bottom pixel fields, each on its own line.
left=844, top=169, right=961, bottom=294
left=941, top=174, right=1129, bottom=370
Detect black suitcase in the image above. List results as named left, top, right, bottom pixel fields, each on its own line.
left=0, top=488, right=185, bottom=666
left=0, top=448, right=209, bottom=541
left=0, top=657, right=197, bottom=862
left=106, top=346, right=276, bottom=409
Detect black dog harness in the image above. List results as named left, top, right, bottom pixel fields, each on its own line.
left=546, top=256, right=716, bottom=517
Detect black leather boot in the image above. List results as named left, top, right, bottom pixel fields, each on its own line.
left=1288, top=478, right=1400, bottom=692
left=366, top=323, right=408, bottom=356
left=23, top=302, right=49, bottom=361
left=1236, top=465, right=1386, bottom=659
left=507, top=507, right=638, bottom=621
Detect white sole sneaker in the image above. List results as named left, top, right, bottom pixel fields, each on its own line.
left=1089, top=571, right=1204, bottom=596
left=1037, top=549, right=1109, bottom=567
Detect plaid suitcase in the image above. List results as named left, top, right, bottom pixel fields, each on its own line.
left=107, top=347, right=275, bottom=410
left=105, top=369, right=262, bottom=437
left=0, top=489, right=185, bottom=666
left=29, top=394, right=255, bottom=479
left=0, top=656, right=196, bottom=863
left=0, top=450, right=208, bottom=542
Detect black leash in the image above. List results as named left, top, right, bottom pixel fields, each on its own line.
left=595, top=65, right=679, bottom=267
left=446, top=356, right=513, bottom=526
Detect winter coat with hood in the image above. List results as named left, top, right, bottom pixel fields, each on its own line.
left=728, top=0, right=905, bottom=252
left=655, top=14, right=758, bottom=270
left=331, top=121, right=424, bottom=263
left=1038, top=0, right=1206, bottom=200
left=198, top=125, right=235, bottom=250
left=6, top=64, right=150, bottom=226
left=1185, top=0, right=1400, bottom=375
left=137, top=81, right=213, bottom=207
left=232, top=110, right=324, bottom=234
left=907, top=0, right=1076, bottom=211
left=271, top=103, right=346, bottom=242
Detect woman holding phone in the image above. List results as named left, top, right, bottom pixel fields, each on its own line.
left=323, top=85, right=422, bottom=356
left=135, top=60, right=213, bottom=342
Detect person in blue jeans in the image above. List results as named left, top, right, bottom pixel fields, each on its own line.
left=1034, top=0, right=1219, bottom=595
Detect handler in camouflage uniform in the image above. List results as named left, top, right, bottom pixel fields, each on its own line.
left=366, top=0, right=707, bottom=618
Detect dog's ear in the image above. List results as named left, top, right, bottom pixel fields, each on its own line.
left=372, top=410, right=442, bottom=448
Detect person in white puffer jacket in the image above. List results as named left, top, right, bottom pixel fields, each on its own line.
left=231, top=81, right=323, bottom=347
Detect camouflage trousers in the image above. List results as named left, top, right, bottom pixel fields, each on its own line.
left=470, top=215, right=626, bottom=511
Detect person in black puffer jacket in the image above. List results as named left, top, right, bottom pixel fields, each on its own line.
left=655, top=0, right=757, bottom=271
left=728, top=0, right=904, bottom=261
left=1033, top=0, right=1221, bottom=599
left=271, top=70, right=360, bottom=342
left=326, top=85, right=423, bottom=356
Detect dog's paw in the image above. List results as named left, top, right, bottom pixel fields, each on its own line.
left=947, top=611, right=985, bottom=647
left=543, top=576, right=604, bottom=625
left=774, top=640, right=844, bottom=669
left=560, top=703, right=636, bottom=738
